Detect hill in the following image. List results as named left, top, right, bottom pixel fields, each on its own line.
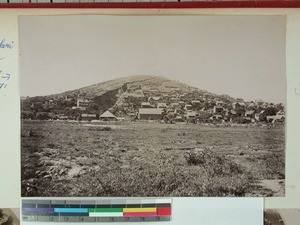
left=21, top=75, right=284, bottom=124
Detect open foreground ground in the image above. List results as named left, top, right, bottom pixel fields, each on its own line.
left=21, top=120, right=285, bottom=197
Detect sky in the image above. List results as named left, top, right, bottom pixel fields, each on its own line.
left=19, top=15, right=285, bottom=103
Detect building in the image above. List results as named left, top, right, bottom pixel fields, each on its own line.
left=184, top=111, right=196, bottom=120
left=255, top=99, right=264, bottom=106
left=138, top=108, right=162, bottom=120
left=248, top=101, right=256, bottom=108
left=171, top=103, right=181, bottom=110
left=232, top=102, right=246, bottom=109
left=245, top=110, right=255, bottom=118
left=277, top=110, right=285, bottom=116
left=210, top=115, right=223, bottom=121
left=99, top=111, right=117, bottom=121
left=213, top=106, right=224, bottom=114
left=141, top=102, right=152, bottom=108
left=173, top=115, right=185, bottom=123
left=148, top=96, right=161, bottom=103
left=178, top=101, right=185, bottom=107
left=184, top=104, right=193, bottom=111
left=59, top=115, right=68, bottom=120
left=77, top=98, right=91, bottom=108
left=191, top=100, right=201, bottom=106
left=122, top=103, right=130, bottom=110
left=157, top=103, right=167, bottom=109
left=216, top=100, right=224, bottom=106
left=81, top=114, right=97, bottom=121
left=267, top=115, right=285, bottom=123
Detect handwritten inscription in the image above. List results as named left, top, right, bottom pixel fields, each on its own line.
left=0, top=70, right=10, bottom=90
left=0, top=38, right=14, bottom=91
left=0, top=39, right=14, bottom=49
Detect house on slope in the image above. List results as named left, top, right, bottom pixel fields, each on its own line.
left=138, top=108, right=162, bottom=120
left=232, top=101, right=246, bottom=109
left=210, top=114, right=223, bottom=122
left=184, top=111, right=196, bottom=120
left=59, top=115, right=69, bottom=120
left=184, top=104, right=193, bottom=111
left=267, top=114, right=285, bottom=123
left=216, top=100, right=224, bottom=106
left=255, top=99, right=264, bottom=106
left=191, top=100, right=201, bottom=106
left=157, top=103, right=167, bottom=109
left=277, top=110, right=285, bottom=116
left=213, top=106, right=224, bottom=114
left=171, top=103, right=181, bottom=110
left=77, top=98, right=91, bottom=108
left=141, top=102, right=152, bottom=108
left=178, top=101, right=185, bottom=107
left=245, top=110, right=255, bottom=118
left=148, top=96, right=160, bottom=102
left=99, top=111, right=117, bottom=121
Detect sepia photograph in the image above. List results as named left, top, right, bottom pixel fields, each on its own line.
left=264, top=209, right=300, bottom=225
left=19, top=15, right=285, bottom=197
left=0, top=209, right=20, bottom=225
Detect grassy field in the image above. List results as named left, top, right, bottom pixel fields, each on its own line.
left=21, top=120, right=285, bottom=197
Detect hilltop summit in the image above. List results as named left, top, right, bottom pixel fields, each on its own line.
left=47, top=75, right=206, bottom=98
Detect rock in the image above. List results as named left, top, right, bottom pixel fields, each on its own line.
left=40, top=171, right=48, bottom=176
left=37, top=161, right=44, bottom=167
left=32, top=152, right=41, bottom=157
left=27, top=178, right=37, bottom=184
left=59, top=168, right=68, bottom=175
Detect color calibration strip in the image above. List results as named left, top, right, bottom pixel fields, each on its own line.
left=22, top=199, right=172, bottom=222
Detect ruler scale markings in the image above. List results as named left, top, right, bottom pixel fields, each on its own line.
left=111, top=204, right=126, bottom=208
left=22, top=199, right=171, bottom=222
left=22, top=203, right=37, bottom=208
left=156, top=203, right=171, bottom=207
left=66, top=200, right=81, bottom=208
left=81, top=200, right=96, bottom=209
left=95, top=199, right=111, bottom=208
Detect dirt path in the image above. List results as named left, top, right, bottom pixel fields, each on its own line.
left=257, top=179, right=285, bottom=196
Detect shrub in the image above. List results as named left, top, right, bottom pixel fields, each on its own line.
left=88, top=126, right=112, bottom=132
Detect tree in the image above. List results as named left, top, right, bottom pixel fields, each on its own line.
left=260, top=107, right=277, bottom=122
left=36, top=112, right=49, bottom=120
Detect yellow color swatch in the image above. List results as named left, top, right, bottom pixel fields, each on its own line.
left=122, top=208, right=156, bottom=213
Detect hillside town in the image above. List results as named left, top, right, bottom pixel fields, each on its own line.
left=21, top=84, right=285, bottom=125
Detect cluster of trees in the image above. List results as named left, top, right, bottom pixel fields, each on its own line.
left=21, top=88, right=120, bottom=120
